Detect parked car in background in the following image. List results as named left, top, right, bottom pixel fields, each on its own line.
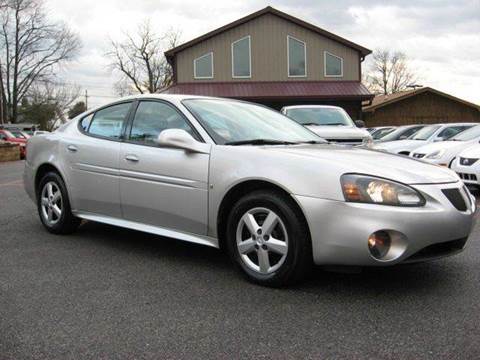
left=9, top=129, right=31, bottom=140
left=0, top=129, right=27, bottom=158
left=374, top=125, right=425, bottom=143
left=451, top=144, right=480, bottom=190
left=24, top=95, right=476, bottom=287
left=370, top=126, right=396, bottom=140
left=281, top=105, right=372, bottom=146
left=411, top=125, right=480, bottom=167
left=374, top=123, right=475, bottom=156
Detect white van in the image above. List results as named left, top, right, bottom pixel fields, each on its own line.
left=281, top=105, right=372, bottom=146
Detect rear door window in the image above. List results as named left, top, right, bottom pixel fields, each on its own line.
left=86, top=103, right=132, bottom=139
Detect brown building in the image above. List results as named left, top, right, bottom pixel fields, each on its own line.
left=363, top=87, right=480, bottom=127
left=161, top=6, right=373, bottom=119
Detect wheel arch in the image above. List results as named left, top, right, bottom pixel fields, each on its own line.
left=216, top=179, right=311, bottom=251
left=34, top=163, right=66, bottom=197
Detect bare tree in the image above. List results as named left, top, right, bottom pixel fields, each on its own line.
left=107, top=22, right=181, bottom=95
left=0, top=0, right=81, bottom=123
left=20, top=81, right=80, bottom=130
left=365, top=49, right=418, bottom=95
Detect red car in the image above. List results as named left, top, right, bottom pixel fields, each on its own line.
left=0, top=129, right=27, bottom=158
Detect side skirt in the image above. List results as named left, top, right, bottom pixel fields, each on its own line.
left=73, top=211, right=219, bottom=249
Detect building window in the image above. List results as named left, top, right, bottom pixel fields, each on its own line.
left=324, top=51, right=343, bottom=77
left=231, top=36, right=251, bottom=78
left=194, top=52, right=213, bottom=79
left=288, top=36, right=306, bottom=77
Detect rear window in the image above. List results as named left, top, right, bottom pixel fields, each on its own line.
left=410, top=125, right=441, bottom=140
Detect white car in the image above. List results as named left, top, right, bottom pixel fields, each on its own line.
left=410, top=125, right=480, bottom=167
left=451, top=144, right=480, bottom=189
left=374, top=123, right=475, bottom=156
left=281, top=105, right=372, bottom=146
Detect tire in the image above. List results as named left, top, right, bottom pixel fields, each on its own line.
left=37, top=171, right=81, bottom=234
left=226, top=190, right=312, bottom=287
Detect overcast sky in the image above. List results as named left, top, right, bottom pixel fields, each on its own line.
left=45, top=0, right=480, bottom=108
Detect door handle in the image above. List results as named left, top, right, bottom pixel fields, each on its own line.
left=67, top=145, right=78, bottom=152
left=125, top=154, right=139, bottom=162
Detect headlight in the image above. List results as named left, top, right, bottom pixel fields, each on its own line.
left=426, top=149, right=446, bottom=159
left=341, top=174, right=425, bottom=207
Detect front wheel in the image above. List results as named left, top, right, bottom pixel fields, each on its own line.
left=226, top=190, right=312, bottom=287
left=37, top=172, right=81, bottom=234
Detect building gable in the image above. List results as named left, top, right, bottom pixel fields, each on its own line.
left=168, top=8, right=369, bottom=83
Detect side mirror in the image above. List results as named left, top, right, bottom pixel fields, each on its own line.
left=156, top=129, right=210, bottom=154
left=354, top=120, right=365, bottom=128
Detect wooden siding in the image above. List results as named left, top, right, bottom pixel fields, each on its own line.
left=175, top=13, right=360, bottom=83
left=364, top=92, right=480, bottom=127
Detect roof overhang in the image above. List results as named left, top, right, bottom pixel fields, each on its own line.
left=160, top=81, right=374, bottom=101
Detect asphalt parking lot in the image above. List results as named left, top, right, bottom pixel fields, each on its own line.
left=1, top=160, right=479, bottom=359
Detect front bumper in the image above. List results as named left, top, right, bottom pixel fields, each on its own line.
left=294, top=181, right=475, bottom=266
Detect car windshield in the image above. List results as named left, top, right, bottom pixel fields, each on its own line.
left=450, top=125, right=480, bottom=141
left=9, top=130, right=27, bottom=139
left=182, top=99, right=323, bottom=145
left=372, top=127, right=395, bottom=139
left=409, top=125, right=440, bottom=140
left=285, top=107, right=354, bottom=126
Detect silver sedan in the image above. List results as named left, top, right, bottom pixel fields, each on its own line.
left=24, top=95, right=476, bottom=286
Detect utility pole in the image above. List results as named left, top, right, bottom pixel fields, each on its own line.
left=84, top=89, right=89, bottom=110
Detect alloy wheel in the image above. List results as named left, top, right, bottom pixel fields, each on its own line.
left=40, top=181, right=63, bottom=226
left=236, top=207, right=288, bottom=274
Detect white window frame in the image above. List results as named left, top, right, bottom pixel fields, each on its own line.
left=193, top=52, right=214, bottom=79
left=324, top=51, right=343, bottom=78
left=231, top=35, right=251, bottom=79
left=287, top=35, right=307, bottom=78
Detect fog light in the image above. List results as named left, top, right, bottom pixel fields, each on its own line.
left=368, top=231, right=391, bottom=259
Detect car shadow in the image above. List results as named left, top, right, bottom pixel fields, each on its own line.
left=71, top=220, right=464, bottom=297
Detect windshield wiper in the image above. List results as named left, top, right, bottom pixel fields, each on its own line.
left=301, top=122, right=321, bottom=126
left=225, top=139, right=297, bottom=146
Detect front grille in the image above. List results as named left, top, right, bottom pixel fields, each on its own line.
left=412, top=153, right=425, bottom=159
left=457, top=172, right=478, bottom=182
left=442, top=188, right=467, bottom=211
left=406, top=238, right=467, bottom=262
left=459, top=157, right=478, bottom=166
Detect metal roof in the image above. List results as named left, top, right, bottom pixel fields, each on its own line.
left=160, top=81, right=373, bottom=100
left=363, top=87, right=480, bottom=112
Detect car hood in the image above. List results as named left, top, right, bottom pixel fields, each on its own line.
left=266, top=144, right=458, bottom=184
left=459, top=144, right=480, bottom=158
left=373, top=139, right=427, bottom=152
left=305, top=125, right=370, bottom=139
left=7, top=138, right=26, bottom=144
left=413, top=140, right=470, bottom=155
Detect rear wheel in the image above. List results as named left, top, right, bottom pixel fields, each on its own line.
left=226, top=190, right=312, bottom=287
left=37, top=172, right=80, bottom=234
